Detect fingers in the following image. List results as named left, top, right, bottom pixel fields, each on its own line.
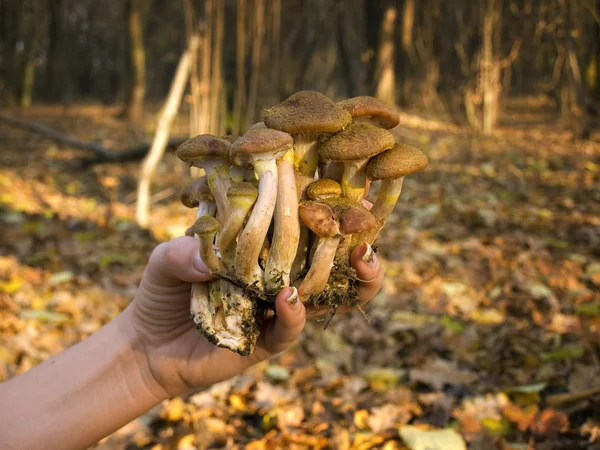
left=351, top=243, right=384, bottom=303
left=147, top=236, right=216, bottom=286
left=259, top=287, right=306, bottom=355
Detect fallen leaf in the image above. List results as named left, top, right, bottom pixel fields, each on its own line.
left=164, top=397, right=185, bottom=422
left=399, top=426, right=467, bottom=450
left=501, top=402, right=539, bottom=431
left=177, top=434, right=195, bottom=449
left=532, top=408, right=569, bottom=436
left=48, top=271, right=74, bottom=286
left=265, top=364, right=290, bottom=382
left=19, top=309, right=71, bottom=325
left=367, top=404, right=407, bottom=433
left=410, top=359, right=477, bottom=390
left=540, top=344, right=585, bottom=361
left=276, top=404, right=304, bottom=429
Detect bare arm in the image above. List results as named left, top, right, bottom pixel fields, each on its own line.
left=0, top=308, right=165, bottom=450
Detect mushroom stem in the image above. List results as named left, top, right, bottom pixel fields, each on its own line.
left=197, top=200, right=217, bottom=219
left=291, top=226, right=310, bottom=281
left=207, top=164, right=232, bottom=222
left=289, top=135, right=319, bottom=281
left=352, top=177, right=404, bottom=246
left=265, top=150, right=300, bottom=293
left=293, top=134, right=320, bottom=196
left=323, top=161, right=344, bottom=182
left=298, top=236, right=341, bottom=302
left=191, top=279, right=261, bottom=356
left=340, top=159, right=369, bottom=203
left=190, top=281, right=210, bottom=323
left=198, top=233, right=220, bottom=273
left=235, top=159, right=278, bottom=289
left=189, top=216, right=221, bottom=273
left=219, top=183, right=258, bottom=274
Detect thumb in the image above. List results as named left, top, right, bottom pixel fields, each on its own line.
left=146, top=236, right=215, bottom=286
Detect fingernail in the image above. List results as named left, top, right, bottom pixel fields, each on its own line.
left=361, top=243, right=374, bottom=263
left=285, top=287, right=299, bottom=309
left=192, top=251, right=211, bottom=273
left=359, top=243, right=378, bottom=269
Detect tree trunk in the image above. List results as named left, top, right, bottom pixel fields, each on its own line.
left=126, top=0, right=146, bottom=124
left=45, top=0, right=64, bottom=102
left=197, top=0, right=212, bottom=135
left=596, top=0, right=600, bottom=101
left=375, top=4, right=397, bottom=105
left=136, top=36, right=199, bottom=229
left=232, top=0, right=247, bottom=135
left=209, top=0, right=224, bottom=134
left=481, top=0, right=501, bottom=134
left=16, top=1, right=37, bottom=107
left=271, top=0, right=281, bottom=104
left=246, top=0, right=265, bottom=126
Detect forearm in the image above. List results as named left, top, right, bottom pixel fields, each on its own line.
left=0, top=307, right=167, bottom=450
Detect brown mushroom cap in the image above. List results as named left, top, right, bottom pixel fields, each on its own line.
left=227, top=181, right=259, bottom=202
left=319, top=123, right=394, bottom=162
left=248, top=121, right=267, bottom=131
left=337, top=96, right=400, bottom=129
left=366, top=143, right=429, bottom=180
left=263, top=91, right=352, bottom=135
left=298, top=201, right=340, bottom=238
left=176, top=134, right=231, bottom=165
left=230, top=128, right=293, bottom=168
left=180, top=177, right=212, bottom=208
left=189, top=215, right=221, bottom=235
left=321, top=197, right=377, bottom=235
left=306, top=178, right=342, bottom=200
left=221, top=134, right=238, bottom=144
left=300, top=197, right=376, bottom=237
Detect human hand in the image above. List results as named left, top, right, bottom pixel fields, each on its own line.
left=126, top=236, right=383, bottom=398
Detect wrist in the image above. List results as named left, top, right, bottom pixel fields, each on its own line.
left=118, top=306, right=172, bottom=402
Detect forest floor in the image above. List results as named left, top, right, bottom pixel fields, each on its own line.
left=1, top=98, right=600, bottom=450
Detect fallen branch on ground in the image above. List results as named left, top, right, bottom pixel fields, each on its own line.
left=0, top=113, right=187, bottom=166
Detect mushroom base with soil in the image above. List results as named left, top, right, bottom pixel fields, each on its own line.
left=191, top=279, right=266, bottom=356
left=308, top=261, right=360, bottom=311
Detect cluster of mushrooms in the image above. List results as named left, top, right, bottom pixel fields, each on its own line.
left=176, top=91, right=428, bottom=355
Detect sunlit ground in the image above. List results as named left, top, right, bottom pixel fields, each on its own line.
left=1, top=97, right=599, bottom=449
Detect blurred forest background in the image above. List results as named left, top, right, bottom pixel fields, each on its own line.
left=1, top=1, right=600, bottom=449
left=2, top=0, right=600, bottom=136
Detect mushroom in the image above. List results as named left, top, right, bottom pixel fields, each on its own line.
left=180, top=176, right=216, bottom=219
left=249, top=121, right=267, bottom=130
left=264, top=148, right=301, bottom=294
left=191, top=278, right=261, bottom=356
left=263, top=91, right=351, bottom=279
left=336, top=96, right=400, bottom=129
left=263, top=91, right=351, bottom=195
left=219, top=182, right=258, bottom=274
left=176, top=134, right=233, bottom=221
left=306, top=178, right=342, bottom=262
left=230, top=128, right=293, bottom=289
left=321, top=97, right=399, bottom=181
left=306, top=178, right=342, bottom=201
left=352, top=143, right=428, bottom=246
left=319, top=122, right=394, bottom=203
left=188, top=215, right=221, bottom=273
left=298, top=197, right=376, bottom=302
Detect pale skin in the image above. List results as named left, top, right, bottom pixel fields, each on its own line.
left=0, top=236, right=383, bottom=450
